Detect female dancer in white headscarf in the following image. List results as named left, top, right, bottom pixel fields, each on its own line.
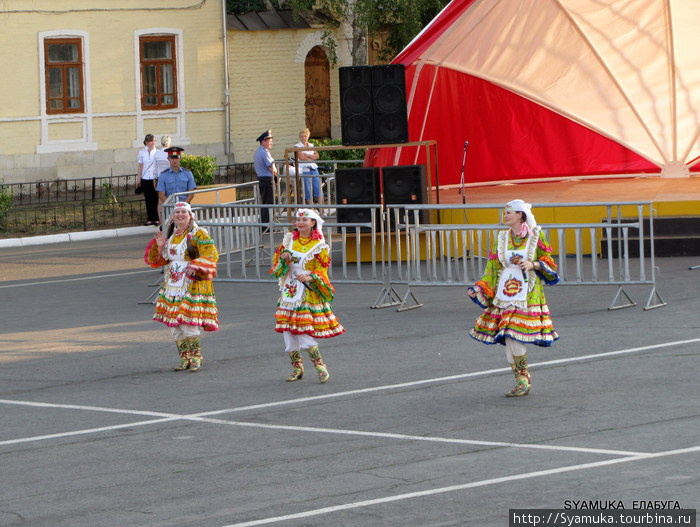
left=144, top=201, right=218, bottom=371
left=467, top=199, right=559, bottom=396
left=270, top=208, right=344, bottom=383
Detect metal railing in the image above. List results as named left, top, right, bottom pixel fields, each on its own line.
left=392, top=202, right=665, bottom=311
left=161, top=196, right=665, bottom=312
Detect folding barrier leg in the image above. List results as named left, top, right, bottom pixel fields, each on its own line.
left=608, top=286, right=636, bottom=310
left=371, top=284, right=403, bottom=309
left=644, top=286, right=667, bottom=310
left=139, top=273, right=164, bottom=305
left=396, top=286, right=423, bottom=312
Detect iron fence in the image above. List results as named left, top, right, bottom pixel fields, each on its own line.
left=2, top=164, right=257, bottom=207
left=2, top=200, right=147, bottom=237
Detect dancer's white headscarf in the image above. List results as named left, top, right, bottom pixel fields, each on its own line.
left=505, top=199, right=537, bottom=237
left=171, top=201, right=197, bottom=225
left=295, top=208, right=325, bottom=242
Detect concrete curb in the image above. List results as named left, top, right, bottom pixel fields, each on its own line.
left=0, top=225, right=157, bottom=248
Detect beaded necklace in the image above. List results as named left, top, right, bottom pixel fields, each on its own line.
left=510, top=230, right=527, bottom=248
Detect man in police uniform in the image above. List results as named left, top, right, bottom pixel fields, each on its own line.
left=156, top=146, right=197, bottom=225
left=254, top=130, right=277, bottom=225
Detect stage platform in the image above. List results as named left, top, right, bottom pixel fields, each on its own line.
left=421, top=175, right=700, bottom=256
left=433, top=175, right=700, bottom=216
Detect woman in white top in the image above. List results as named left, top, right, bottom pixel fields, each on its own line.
left=295, top=128, right=323, bottom=206
left=154, top=135, right=172, bottom=178
left=137, top=134, right=160, bottom=225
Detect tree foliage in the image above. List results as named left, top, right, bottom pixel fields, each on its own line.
left=289, top=0, right=451, bottom=65
left=226, top=0, right=450, bottom=66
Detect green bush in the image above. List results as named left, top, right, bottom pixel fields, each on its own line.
left=0, top=181, right=13, bottom=230
left=180, top=154, right=218, bottom=186
left=313, top=138, right=366, bottom=162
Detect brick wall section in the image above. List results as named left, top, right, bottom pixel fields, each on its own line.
left=228, top=28, right=344, bottom=164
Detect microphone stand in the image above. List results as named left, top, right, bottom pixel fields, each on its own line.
left=458, top=141, right=469, bottom=204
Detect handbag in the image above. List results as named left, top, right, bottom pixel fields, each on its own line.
left=135, top=157, right=155, bottom=195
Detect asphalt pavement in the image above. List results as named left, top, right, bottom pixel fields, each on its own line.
left=0, top=232, right=698, bottom=527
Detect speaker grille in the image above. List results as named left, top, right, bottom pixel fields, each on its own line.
left=372, top=65, right=408, bottom=144
left=335, top=167, right=378, bottom=204
left=339, top=66, right=374, bottom=146
left=340, top=64, right=407, bottom=146
left=382, top=165, right=426, bottom=203
left=335, top=167, right=378, bottom=232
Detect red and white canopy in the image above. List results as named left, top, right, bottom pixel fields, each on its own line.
left=374, top=0, right=700, bottom=186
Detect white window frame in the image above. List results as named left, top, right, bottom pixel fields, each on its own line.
left=37, top=30, right=97, bottom=153
left=133, top=28, right=189, bottom=148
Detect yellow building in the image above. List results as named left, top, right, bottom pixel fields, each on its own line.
left=225, top=10, right=350, bottom=164
left=0, top=0, right=229, bottom=183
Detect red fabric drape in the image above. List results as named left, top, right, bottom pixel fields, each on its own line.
left=369, top=65, right=659, bottom=185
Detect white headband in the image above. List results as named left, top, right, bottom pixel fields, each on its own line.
left=296, top=208, right=323, bottom=228
left=505, top=199, right=537, bottom=229
left=296, top=208, right=325, bottom=241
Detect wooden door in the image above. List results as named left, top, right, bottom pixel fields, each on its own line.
left=305, top=46, right=331, bottom=138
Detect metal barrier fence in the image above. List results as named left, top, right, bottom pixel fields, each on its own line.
left=391, top=202, right=665, bottom=311
left=161, top=196, right=665, bottom=312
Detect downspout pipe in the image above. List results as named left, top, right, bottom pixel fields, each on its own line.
left=222, top=0, right=232, bottom=158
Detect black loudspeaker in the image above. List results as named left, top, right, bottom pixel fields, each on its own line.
left=339, top=66, right=374, bottom=146
left=382, top=164, right=427, bottom=225
left=335, top=167, right=378, bottom=228
left=372, top=64, right=408, bottom=144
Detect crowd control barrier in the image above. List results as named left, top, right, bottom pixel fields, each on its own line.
left=161, top=196, right=666, bottom=312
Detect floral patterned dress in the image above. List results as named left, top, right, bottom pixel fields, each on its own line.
left=270, top=232, right=344, bottom=338
left=144, top=227, right=219, bottom=331
left=469, top=226, right=559, bottom=346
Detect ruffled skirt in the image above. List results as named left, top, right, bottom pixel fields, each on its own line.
left=469, top=301, right=557, bottom=347
left=274, top=298, right=344, bottom=338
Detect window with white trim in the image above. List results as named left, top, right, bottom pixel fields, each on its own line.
left=44, top=38, right=85, bottom=114
left=139, top=35, right=178, bottom=110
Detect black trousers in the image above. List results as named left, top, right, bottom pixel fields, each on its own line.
left=258, top=177, right=274, bottom=224
left=141, top=179, right=159, bottom=223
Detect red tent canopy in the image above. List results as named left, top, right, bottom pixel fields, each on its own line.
left=369, top=0, right=700, bottom=186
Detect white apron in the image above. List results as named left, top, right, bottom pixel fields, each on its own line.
left=280, top=246, right=308, bottom=303
left=493, top=227, right=540, bottom=309
left=163, top=234, right=191, bottom=300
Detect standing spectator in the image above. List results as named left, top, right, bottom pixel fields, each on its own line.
left=253, top=130, right=277, bottom=226
left=144, top=201, right=218, bottom=371
left=154, top=135, right=172, bottom=178
left=467, top=199, right=559, bottom=397
left=295, top=128, right=324, bottom=206
left=156, top=146, right=197, bottom=225
left=136, top=134, right=160, bottom=225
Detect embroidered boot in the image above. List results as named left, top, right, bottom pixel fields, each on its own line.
left=505, top=353, right=531, bottom=397
left=187, top=336, right=203, bottom=372
left=174, top=339, right=190, bottom=371
left=306, top=345, right=329, bottom=383
left=286, top=350, right=304, bottom=381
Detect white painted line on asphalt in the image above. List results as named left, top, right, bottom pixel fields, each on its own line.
left=0, top=399, right=174, bottom=417
left=0, top=417, right=181, bottom=446
left=0, top=398, right=644, bottom=456
left=219, top=445, right=700, bottom=527
left=1, top=338, right=698, bottom=451
left=194, top=336, right=700, bottom=418
left=0, top=269, right=155, bottom=288
left=183, top=415, right=649, bottom=457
